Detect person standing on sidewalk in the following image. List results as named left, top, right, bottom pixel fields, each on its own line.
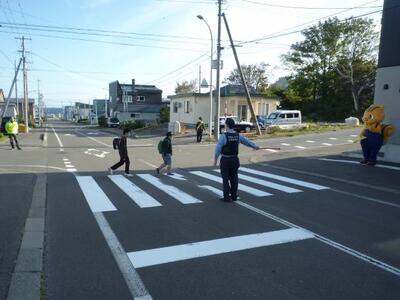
left=196, top=117, right=206, bottom=143
left=156, top=131, right=174, bottom=175
left=5, top=116, right=21, bottom=150
left=108, top=128, right=133, bottom=177
left=214, top=118, right=260, bottom=202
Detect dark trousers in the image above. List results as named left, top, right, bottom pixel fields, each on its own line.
left=196, top=130, right=203, bottom=143
left=111, top=153, right=130, bottom=173
left=8, top=134, right=20, bottom=149
left=220, top=156, right=240, bottom=201
left=360, top=131, right=383, bottom=163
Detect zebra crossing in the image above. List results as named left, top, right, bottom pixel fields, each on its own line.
left=75, top=166, right=330, bottom=213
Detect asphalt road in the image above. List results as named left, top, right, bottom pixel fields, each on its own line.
left=2, top=120, right=400, bottom=299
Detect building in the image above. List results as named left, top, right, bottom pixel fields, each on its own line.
left=0, top=89, right=5, bottom=102
left=75, top=102, right=93, bottom=120
left=373, top=0, right=400, bottom=163
left=2, top=97, right=35, bottom=120
left=109, top=79, right=163, bottom=122
left=63, top=106, right=75, bottom=121
left=92, top=99, right=110, bottom=118
left=168, top=84, right=280, bottom=127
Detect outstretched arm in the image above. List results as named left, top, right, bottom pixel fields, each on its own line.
left=239, top=135, right=260, bottom=150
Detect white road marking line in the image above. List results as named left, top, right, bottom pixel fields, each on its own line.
left=239, top=167, right=329, bottom=190
left=280, top=143, right=291, bottom=146
left=350, top=134, right=358, bottom=137
left=52, top=127, right=63, bottom=148
left=305, top=140, right=315, bottom=143
left=76, top=176, right=117, bottom=212
left=108, top=175, right=162, bottom=208
left=328, top=137, right=337, bottom=140
left=137, top=174, right=202, bottom=204
left=190, top=171, right=272, bottom=197
left=62, top=158, right=69, bottom=161
left=347, top=140, right=354, bottom=143
left=237, top=201, right=400, bottom=277
left=198, top=185, right=224, bottom=197
left=266, top=149, right=278, bottom=152
left=318, top=158, right=400, bottom=171
left=75, top=130, right=112, bottom=147
left=213, top=170, right=301, bottom=193
left=66, top=168, right=77, bottom=172
left=127, top=228, right=313, bottom=268
left=295, top=146, right=306, bottom=149
left=322, top=143, right=332, bottom=146
left=93, top=212, right=152, bottom=299
left=138, top=159, right=158, bottom=169
left=65, top=164, right=75, bottom=168
left=165, top=173, right=186, bottom=181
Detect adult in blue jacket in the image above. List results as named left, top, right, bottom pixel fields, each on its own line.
left=214, top=118, right=260, bottom=202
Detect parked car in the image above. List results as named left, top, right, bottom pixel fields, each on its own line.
left=218, top=116, right=255, bottom=133
left=256, top=115, right=268, bottom=129
left=264, top=110, right=304, bottom=129
left=107, top=117, right=120, bottom=128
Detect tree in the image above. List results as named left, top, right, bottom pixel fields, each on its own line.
left=159, top=107, right=170, bottom=123
left=336, top=18, right=378, bottom=113
left=175, top=80, right=197, bottom=94
left=281, top=17, right=377, bottom=120
left=225, top=62, right=270, bottom=92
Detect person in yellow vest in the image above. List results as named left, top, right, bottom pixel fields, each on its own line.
left=5, top=116, right=21, bottom=150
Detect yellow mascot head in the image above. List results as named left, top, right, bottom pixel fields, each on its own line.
left=362, top=104, right=385, bottom=126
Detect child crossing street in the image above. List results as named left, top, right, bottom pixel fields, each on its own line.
left=108, top=128, right=133, bottom=176
left=156, top=131, right=174, bottom=176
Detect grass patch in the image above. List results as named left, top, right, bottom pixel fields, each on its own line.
left=247, top=123, right=359, bottom=139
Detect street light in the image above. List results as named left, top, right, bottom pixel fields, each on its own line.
left=197, top=15, right=214, bottom=139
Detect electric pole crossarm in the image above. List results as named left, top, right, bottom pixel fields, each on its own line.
left=222, top=13, right=262, bottom=136
left=0, top=58, right=23, bottom=122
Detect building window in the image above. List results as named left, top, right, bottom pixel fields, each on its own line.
left=184, top=100, right=190, bottom=113
left=173, top=102, right=178, bottom=113
left=136, top=96, right=145, bottom=102
left=123, top=95, right=132, bottom=103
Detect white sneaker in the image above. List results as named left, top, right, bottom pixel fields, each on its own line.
left=108, top=168, right=113, bottom=175
left=124, top=173, right=133, bottom=177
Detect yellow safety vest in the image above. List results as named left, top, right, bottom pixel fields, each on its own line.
left=5, top=121, right=18, bottom=134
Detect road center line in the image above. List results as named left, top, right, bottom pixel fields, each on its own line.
left=127, top=228, right=314, bottom=268
left=236, top=201, right=400, bottom=277
left=52, top=127, right=64, bottom=148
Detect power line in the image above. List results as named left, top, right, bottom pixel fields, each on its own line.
left=0, top=30, right=205, bottom=52
left=239, top=0, right=382, bottom=45
left=240, top=0, right=382, bottom=10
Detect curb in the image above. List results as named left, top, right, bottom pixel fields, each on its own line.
left=7, top=174, right=47, bottom=300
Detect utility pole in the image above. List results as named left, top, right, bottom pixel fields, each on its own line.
left=198, top=65, right=201, bottom=93
left=222, top=13, right=262, bottom=136
left=214, top=0, right=223, bottom=140
left=16, top=36, right=31, bottom=133
left=0, top=58, right=22, bottom=124
left=14, top=61, right=18, bottom=115
left=37, top=80, right=41, bottom=127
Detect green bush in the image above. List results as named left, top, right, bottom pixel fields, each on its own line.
left=121, top=120, right=146, bottom=131
left=160, top=107, right=170, bottom=123
left=98, top=116, right=107, bottom=127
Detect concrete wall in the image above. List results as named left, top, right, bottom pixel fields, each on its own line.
left=373, top=0, right=400, bottom=163
left=115, top=111, right=159, bottom=123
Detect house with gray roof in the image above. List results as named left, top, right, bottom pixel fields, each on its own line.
left=109, top=79, right=164, bottom=122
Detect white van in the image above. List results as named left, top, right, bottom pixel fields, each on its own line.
left=265, top=110, right=303, bottom=129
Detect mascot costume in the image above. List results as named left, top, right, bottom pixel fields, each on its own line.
left=360, top=104, right=395, bottom=165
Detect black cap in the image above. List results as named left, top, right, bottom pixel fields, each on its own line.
left=225, top=118, right=235, bottom=128
left=166, top=131, right=172, bottom=137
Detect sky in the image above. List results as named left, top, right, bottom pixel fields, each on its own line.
left=0, top=0, right=384, bottom=107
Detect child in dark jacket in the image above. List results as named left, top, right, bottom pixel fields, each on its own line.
left=108, top=129, right=133, bottom=176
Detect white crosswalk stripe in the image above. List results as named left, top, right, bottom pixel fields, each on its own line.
left=190, top=171, right=272, bottom=197
left=239, top=167, right=329, bottom=190
left=76, top=176, right=117, bottom=212
left=76, top=167, right=330, bottom=211
left=137, top=174, right=202, bottom=204
left=108, top=175, right=162, bottom=208
left=213, top=170, right=302, bottom=193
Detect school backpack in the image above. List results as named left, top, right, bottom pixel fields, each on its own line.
left=113, top=138, right=120, bottom=150
left=157, top=139, right=166, bottom=154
